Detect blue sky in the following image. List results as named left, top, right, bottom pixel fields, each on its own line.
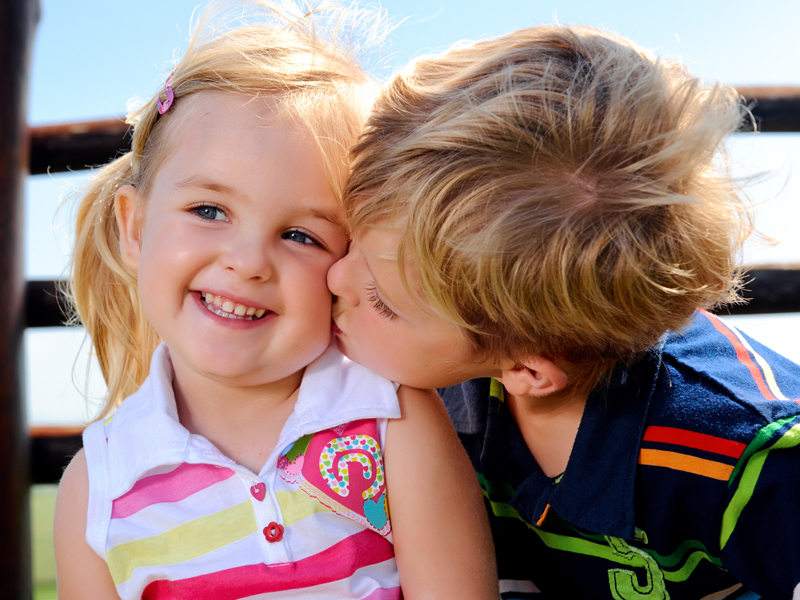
left=24, top=0, right=800, bottom=423
left=26, top=0, right=800, bottom=126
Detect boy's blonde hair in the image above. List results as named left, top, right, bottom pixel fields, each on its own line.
left=70, top=0, right=378, bottom=419
left=345, top=25, right=752, bottom=390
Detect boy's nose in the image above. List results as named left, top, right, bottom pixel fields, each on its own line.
left=327, top=253, right=358, bottom=306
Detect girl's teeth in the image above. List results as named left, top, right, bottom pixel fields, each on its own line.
left=201, top=292, right=266, bottom=320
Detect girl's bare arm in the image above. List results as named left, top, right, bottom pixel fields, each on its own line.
left=385, top=386, right=498, bottom=599
left=54, top=449, right=121, bottom=599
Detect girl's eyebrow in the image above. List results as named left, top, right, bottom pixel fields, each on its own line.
left=303, top=206, right=343, bottom=228
left=174, top=176, right=235, bottom=196
left=173, top=176, right=342, bottom=227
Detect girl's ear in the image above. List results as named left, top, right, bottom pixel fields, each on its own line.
left=499, top=357, right=568, bottom=398
left=114, top=184, right=142, bottom=270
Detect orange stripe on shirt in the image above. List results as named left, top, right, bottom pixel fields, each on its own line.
left=700, top=311, right=776, bottom=401
left=639, top=448, right=734, bottom=481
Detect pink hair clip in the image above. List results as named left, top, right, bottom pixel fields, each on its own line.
left=157, top=76, right=175, bottom=115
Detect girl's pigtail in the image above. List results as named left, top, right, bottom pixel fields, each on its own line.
left=68, top=154, right=159, bottom=419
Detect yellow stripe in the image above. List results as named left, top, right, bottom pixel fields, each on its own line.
left=727, top=323, right=788, bottom=400
left=106, top=500, right=257, bottom=584
left=275, top=488, right=331, bottom=526
left=639, top=449, right=733, bottom=481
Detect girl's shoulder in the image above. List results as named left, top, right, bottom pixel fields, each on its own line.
left=294, top=344, right=401, bottom=424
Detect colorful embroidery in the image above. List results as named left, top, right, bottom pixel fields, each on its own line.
left=278, top=420, right=391, bottom=537
left=319, top=435, right=384, bottom=500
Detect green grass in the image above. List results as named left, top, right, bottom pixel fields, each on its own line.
left=34, top=582, right=57, bottom=600
left=32, top=484, right=58, bottom=600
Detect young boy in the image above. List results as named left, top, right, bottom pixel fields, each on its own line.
left=327, top=24, right=800, bottom=599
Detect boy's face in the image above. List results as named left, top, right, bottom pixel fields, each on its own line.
left=328, top=225, right=500, bottom=388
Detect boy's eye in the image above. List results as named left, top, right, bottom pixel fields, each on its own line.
left=367, top=284, right=398, bottom=321
left=283, top=229, right=319, bottom=246
left=193, top=205, right=228, bottom=221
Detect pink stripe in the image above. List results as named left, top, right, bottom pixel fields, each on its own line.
left=112, top=463, right=236, bottom=519
left=141, top=529, right=395, bottom=600
left=363, top=587, right=402, bottom=600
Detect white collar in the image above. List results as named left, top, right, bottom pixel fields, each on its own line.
left=104, top=343, right=400, bottom=498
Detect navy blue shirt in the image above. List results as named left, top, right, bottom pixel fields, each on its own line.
left=441, top=311, right=800, bottom=600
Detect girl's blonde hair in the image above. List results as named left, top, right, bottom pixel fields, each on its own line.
left=70, top=0, right=378, bottom=419
left=345, top=25, right=752, bottom=391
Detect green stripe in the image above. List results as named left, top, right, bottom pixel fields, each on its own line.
left=476, top=472, right=516, bottom=500
left=728, top=415, right=800, bottom=485
left=481, top=482, right=719, bottom=582
left=107, top=500, right=257, bottom=584
left=645, top=538, right=722, bottom=569
left=659, top=548, right=718, bottom=582
left=489, top=378, right=505, bottom=402
left=721, top=420, right=800, bottom=549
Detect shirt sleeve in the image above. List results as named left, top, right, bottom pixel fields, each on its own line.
left=720, top=414, right=800, bottom=598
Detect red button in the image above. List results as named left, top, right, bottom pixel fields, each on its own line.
left=263, top=522, right=284, bottom=543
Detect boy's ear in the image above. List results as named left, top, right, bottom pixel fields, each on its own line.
left=114, top=184, right=142, bottom=270
left=499, top=356, right=568, bottom=398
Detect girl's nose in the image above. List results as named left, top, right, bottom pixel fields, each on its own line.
left=221, top=236, right=274, bottom=282
left=327, top=252, right=359, bottom=306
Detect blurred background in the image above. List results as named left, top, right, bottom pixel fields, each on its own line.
left=24, top=0, right=800, bottom=596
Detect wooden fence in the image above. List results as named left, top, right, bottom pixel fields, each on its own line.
left=2, top=0, right=799, bottom=591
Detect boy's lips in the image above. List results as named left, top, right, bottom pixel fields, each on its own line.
left=331, top=320, right=343, bottom=335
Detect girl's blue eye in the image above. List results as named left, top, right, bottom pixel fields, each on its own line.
left=194, top=205, right=227, bottom=221
left=283, top=229, right=318, bottom=246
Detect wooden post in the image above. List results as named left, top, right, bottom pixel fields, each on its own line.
left=0, top=0, right=40, bottom=597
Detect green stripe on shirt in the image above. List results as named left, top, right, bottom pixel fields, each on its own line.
left=721, top=420, right=800, bottom=549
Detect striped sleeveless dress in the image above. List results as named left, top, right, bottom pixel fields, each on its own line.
left=83, top=343, right=402, bottom=599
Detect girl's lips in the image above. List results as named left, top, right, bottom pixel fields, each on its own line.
left=331, top=321, right=343, bottom=335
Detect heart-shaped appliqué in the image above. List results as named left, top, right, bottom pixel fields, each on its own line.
left=363, top=493, right=388, bottom=531
left=250, top=482, right=266, bottom=502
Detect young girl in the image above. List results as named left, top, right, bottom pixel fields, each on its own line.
left=53, top=3, right=496, bottom=599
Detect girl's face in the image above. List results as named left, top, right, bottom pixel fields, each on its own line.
left=327, top=225, right=500, bottom=389
left=117, top=93, right=347, bottom=388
